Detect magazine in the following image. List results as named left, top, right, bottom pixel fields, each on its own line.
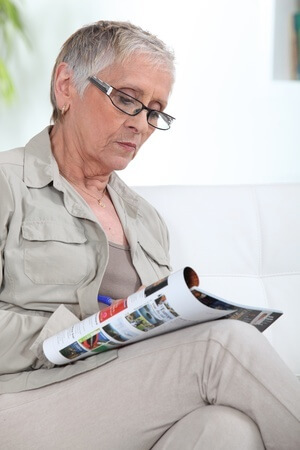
left=43, top=267, right=283, bottom=365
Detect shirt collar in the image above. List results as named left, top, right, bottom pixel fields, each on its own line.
left=24, top=126, right=56, bottom=188
left=23, top=126, right=141, bottom=216
left=108, top=172, right=139, bottom=212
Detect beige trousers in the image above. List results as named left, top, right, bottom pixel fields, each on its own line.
left=0, top=320, right=299, bottom=450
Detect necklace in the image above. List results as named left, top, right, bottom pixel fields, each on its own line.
left=60, top=172, right=107, bottom=208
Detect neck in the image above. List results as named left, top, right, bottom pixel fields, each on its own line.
left=50, top=123, right=110, bottom=192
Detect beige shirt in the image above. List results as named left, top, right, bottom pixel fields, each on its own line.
left=0, top=127, right=171, bottom=393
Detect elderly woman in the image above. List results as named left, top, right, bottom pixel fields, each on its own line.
left=0, top=20, right=299, bottom=450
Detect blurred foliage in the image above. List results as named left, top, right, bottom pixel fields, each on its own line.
left=0, top=0, right=29, bottom=103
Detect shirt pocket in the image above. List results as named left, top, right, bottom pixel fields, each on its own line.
left=22, top=221, right=88, bottom=285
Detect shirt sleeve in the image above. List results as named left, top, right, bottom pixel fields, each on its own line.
left=0, top=167, right=80, bottom=374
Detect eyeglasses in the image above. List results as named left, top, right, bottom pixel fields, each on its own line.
left=88, top=76, right=175, bottom=130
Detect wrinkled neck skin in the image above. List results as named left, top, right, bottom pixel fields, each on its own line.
left=50, top=121, right=110, bottom=192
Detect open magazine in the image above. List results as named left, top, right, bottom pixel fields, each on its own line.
left=43, top=267, right=283, bottom=365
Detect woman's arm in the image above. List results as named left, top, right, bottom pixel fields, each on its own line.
left=0, top=167, right=79, bottom=374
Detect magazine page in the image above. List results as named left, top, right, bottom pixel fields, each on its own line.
left=191, top=287, right=283, bottom=332
left=43, top=267, right=233, bottom=365
left=43, top=267, right=283, bottom=365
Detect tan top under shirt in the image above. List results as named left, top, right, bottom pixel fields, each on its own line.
left=99, top=242, right=141, bottom=303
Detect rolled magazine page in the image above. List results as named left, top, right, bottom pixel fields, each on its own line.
left=191, top=287, right=283, bottom=332
left=43, top=267, right=282, bottom=365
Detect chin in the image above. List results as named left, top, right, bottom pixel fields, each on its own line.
left=112, top=156, right=135, bottom=171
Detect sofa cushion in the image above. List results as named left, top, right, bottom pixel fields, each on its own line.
left=133, top=184, right=300, bottom=375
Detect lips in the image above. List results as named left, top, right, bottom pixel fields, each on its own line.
left=117, top=141, right=137, bottom=151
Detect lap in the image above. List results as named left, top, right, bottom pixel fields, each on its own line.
left=0, top=320, right=295, bottom=449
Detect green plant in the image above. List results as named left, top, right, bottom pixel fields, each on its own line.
left=0, top=0, right=28, bottom=103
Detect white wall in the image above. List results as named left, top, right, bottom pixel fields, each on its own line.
left=1, top=0, right=300, bottom=186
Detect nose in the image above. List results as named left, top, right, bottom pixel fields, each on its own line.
left=124, top=110, right=150, bottom=134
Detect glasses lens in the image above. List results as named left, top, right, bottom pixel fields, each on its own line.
left=148, top=111, right=173, bottom=130
left=109, top=87, right=174, bottom=130
left=110, top=90, right=142, bottom=115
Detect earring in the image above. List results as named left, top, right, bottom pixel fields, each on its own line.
left=61, top=104, right=69, bottom=115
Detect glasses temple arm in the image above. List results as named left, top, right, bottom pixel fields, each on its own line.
left=88, top=76, right=113, bottom=95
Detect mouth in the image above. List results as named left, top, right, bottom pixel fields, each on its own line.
left=117, top=141, right=137, bottom=152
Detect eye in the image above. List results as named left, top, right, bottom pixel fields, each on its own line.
left=117, top=93, right=135, bottom=106
left=150, top=111, right=160, bottom=119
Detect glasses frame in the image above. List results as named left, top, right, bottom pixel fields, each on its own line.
left=88, top=76, right=175, bottom=130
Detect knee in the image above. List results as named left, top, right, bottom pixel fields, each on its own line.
left=207, top=319, right=266, bottom=349
left=152, top=405, right=265, bottom=450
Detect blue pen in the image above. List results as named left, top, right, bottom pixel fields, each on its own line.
left=97, top=295, right=113, bottom=306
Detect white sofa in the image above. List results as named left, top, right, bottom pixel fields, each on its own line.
left=134, top=184, right=300, bottom=378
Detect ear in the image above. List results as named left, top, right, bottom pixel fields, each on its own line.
left=53, top=62, right=73, bottom=110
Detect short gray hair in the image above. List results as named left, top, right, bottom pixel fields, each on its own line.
left=50, top=20, right=175, bottom=123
